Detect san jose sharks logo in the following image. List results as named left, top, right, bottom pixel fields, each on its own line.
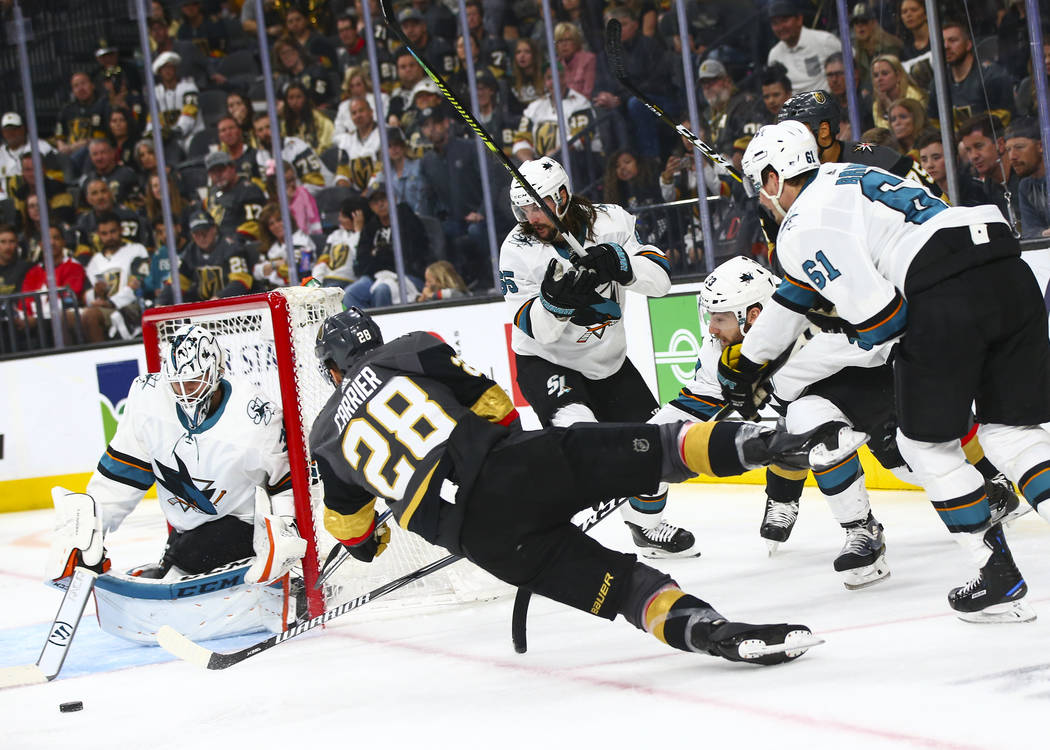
left=248, top=396, right=274, bottom=425
left=155, top=452, right=226, bottom=514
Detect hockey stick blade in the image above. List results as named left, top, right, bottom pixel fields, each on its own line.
left=0, top=665, right=48, bottom=690
left=736, top=632, right=825, bottom=661
left=158, top=553, right=463, bottom=670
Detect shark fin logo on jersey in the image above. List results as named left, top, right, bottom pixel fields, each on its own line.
left=248, top=396, right=275, bottom=425
left=155, top=452, right=224, bottom=514
left=96, top=360, right=141, bottom=444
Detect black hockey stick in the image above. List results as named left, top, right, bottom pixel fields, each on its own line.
left=377, top=0, right=587, bottom=257
left=604, top=19, right=753, bottom=197
left=511, top=493, right=630, bottom=653
left=158, top=552, right=463, bottom=670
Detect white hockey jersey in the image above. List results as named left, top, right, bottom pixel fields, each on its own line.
left=147, top=79, right=204, bottom=151
left=88, top=374, right=294, bottom=534
left=512, top=89, right=602, bottom=157
left=500, top=203, right=670, bottom=379
left=655, top=328, right=892, bottom=424
left=742, top=162, right=1007, bottom=365
left=318, top=226, right=359, bottom=284
left=256, top=136, right=333, bottom=195
left=84, top=243, right=149, bottom=309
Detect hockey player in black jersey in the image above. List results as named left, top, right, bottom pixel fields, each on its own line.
left=309, top=307, right=869, bottom=666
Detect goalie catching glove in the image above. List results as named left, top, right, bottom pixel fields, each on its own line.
left=717, top=344, right=772, bottom=421
left=45, top=487, right=110, bottom=583
left=579, top=242, right=633, bottom=285
left=245, top=487, right=308, bottom=585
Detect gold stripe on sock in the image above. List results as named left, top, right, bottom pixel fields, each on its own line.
left=682, top=422, right=718, bottom=477
left=962, top=436, right=985, bottom=466
left=645, top=588, right=686, bottom=644
left=768, top=464, right=809, bottom=481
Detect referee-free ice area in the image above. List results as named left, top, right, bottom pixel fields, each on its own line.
left=2, top=483, right=1048, bottom=750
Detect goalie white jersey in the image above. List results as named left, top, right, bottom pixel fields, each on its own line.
left=500, top=203, right=671, bottom=380
left=742, top=162, right=1007, bottom=365
left=88, top=374, right=293, bottom=534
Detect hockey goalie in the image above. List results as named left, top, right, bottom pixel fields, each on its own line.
left=45, top=325, right=308, bottom=644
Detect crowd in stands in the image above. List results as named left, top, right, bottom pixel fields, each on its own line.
left=1, top=0, right=1049, bottom=353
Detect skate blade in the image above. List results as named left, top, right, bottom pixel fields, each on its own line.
left=956, top=599, right=1037, bottom=624
left=641, top=546, right=702, bottom=560
left=1003, top=503, right=1034, bottom=526
left=809, top=427, right=869, bottom=470
left=841, top=556, right=891, bottom=590
left=737, top=631, right=825, bottom=661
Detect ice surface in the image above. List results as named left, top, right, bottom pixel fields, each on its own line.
left=2, top=485, right=1047, bottom=750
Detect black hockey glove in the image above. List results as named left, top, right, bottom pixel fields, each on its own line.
left=539, top=259, right=600, bottom=318
left=717, top=343, right=771, bottom=421
left=343, top=512, right=391, bottom=563
left=579, top=242, right=633, bottom=285
left=805, top=310, right=860, bottom=339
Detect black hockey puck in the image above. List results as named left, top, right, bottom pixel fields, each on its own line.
left=59, top=701, right=83, bottom=713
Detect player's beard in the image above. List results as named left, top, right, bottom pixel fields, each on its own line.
left=531, top=221, right=558, bottom=243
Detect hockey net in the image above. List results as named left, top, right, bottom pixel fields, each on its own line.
left=142, top=288, right=507, bottom=620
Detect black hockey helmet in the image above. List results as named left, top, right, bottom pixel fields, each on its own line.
left=315, top=307, right=383, bottom=385
left=777, top=90, right=842, bottom=139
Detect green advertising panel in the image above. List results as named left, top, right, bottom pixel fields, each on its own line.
left=647, top=293, right=706, bottom=404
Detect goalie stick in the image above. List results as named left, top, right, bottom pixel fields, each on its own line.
left=158, top=552, right=462, bottom=670
left=0, top=566, right=98, bottom=689
left=376, top=0, right=588, bottom=258
left=604, top=18, right=753, bottom=197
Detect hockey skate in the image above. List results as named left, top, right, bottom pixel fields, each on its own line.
left=626, top=521, right=701, bottom=559
left=949, top=524, right=1036, bottom=623
left=834, top=514, right=890, bottom=590
left=760, top=498, right=799, bottom=556
left=986, top=474, right=1032, bottom=527
left=690, top=618, right=824, bottom=666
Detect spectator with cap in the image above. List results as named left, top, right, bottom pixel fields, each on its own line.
left=204, top=150, right=267, bottom=241
left=148, top=50, right=203, bottom=153
left=399, top=6, right=455, bottom=78
left=164, top=209, right=258, bottom=304
left=176, top=0, right=229, bottom=59
left=554, top=22, right=595, bottom=100
left=333, top=96, right=381, bottom=194
left=592, top=6, right=676, bottom=160
left=1004, top=117, right=1049, bottom=238
left=465, top=69, right=514, bottom=158
left=401, top=79, right=445, bottom=143
left=696, top=59, right=758, bottom=157
left=926, top=19, right=1015, bottom=128
left=0, top=113, right=58, bottom=201
left=766, top=0, right=842, bottom=94
left=849, top=3, right=903, bottom=92
left=92, top=39, right=142, bottom=119
left=343, top=177, right=426, bottom=308
left=382, top=127, right=427, bottom=217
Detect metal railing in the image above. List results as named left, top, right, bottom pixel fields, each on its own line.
left=0, top=288, right=86, bottom=357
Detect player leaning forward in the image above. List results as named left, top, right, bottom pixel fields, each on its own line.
left=47, top=326, right=308, bottom=641
left=309, top=307, right=867, bottom=664
left=498, top=156, right=696, bottom=557
left=724, top=120, right=1050, bottom=622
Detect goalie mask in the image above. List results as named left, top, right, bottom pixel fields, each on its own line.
left=510, top=157, right=572, bottom=222
left=315, top=307, right=383, bottom=386
left=162, top=324, right=225, bottom=428
left=699, top=256, right=779, bottom=331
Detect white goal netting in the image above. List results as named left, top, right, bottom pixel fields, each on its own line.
left=144, top=288, right=508, bottom=618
